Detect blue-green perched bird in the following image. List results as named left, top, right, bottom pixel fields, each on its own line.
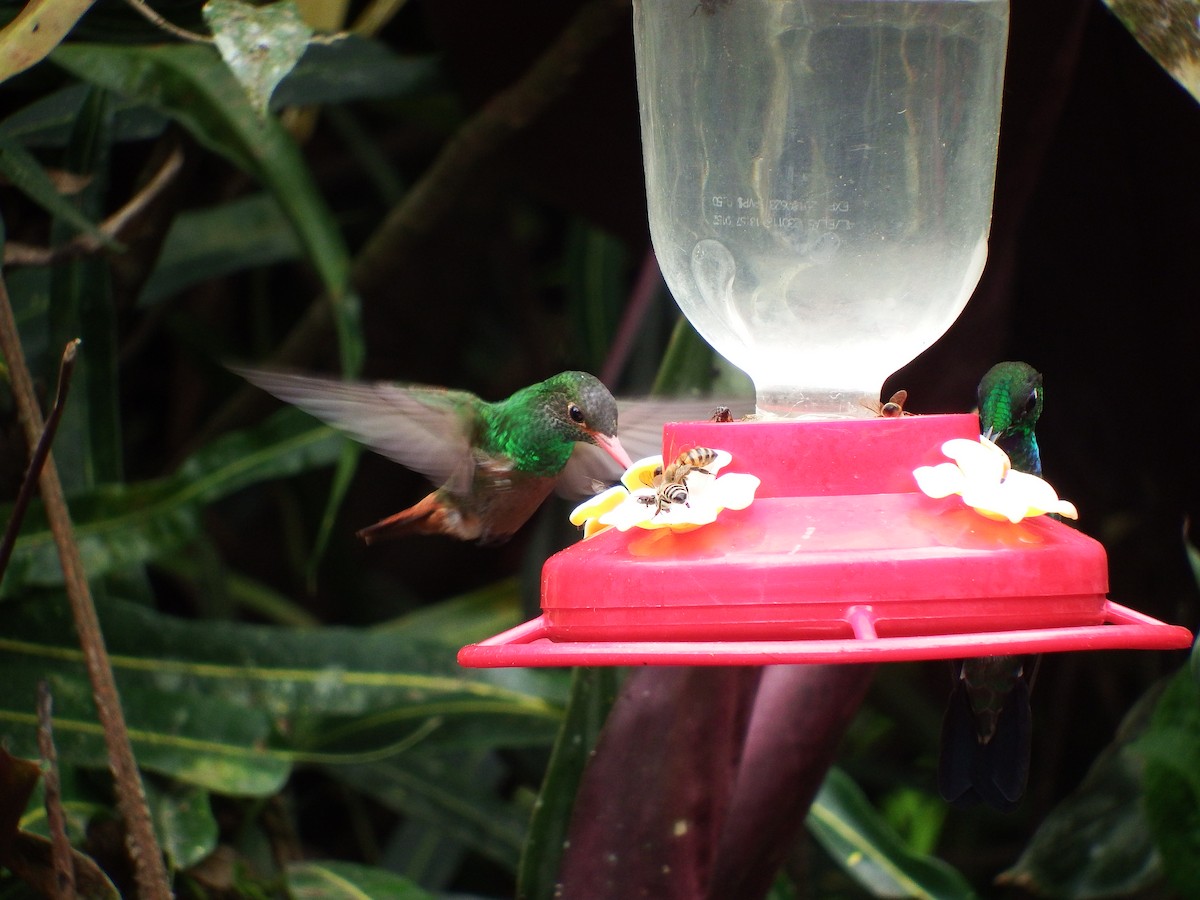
left=938, top=361, right=1044, bottom=811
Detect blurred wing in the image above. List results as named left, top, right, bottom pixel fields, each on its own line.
left=234, top=366, right=479, bottom=494
left=557, top=442, right=624, bottom=499
left=555, top=396, right=754, bottom=499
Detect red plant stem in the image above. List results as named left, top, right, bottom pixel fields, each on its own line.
left=601, top=249, right=664, bottom=388
left=707, top=664, right=878, bottom=899
left=558, top=666, right=762, bottom=899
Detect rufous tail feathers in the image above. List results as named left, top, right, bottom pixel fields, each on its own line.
left=356, top=492, right=480, bottom=543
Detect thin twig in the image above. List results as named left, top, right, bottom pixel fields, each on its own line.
left=0, top=339, right=80, bottom=582
left=122, top=0, right=213, bottom=43
left=0, top=275, right=172, bottom=899
left=36, top=682, right=76, bottom=900
left=4, top=146, right=185, bottom=267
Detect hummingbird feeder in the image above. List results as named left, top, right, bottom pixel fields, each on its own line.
left=459, top=0, right=1192, bottom=668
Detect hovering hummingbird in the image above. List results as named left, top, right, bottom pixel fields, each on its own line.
left=235, top=368, right=635, bottom=544
left=938, top=361, right=1044, bottom=811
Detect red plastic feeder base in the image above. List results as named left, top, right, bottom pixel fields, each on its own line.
left=458, top=414, right=1194, bottom=667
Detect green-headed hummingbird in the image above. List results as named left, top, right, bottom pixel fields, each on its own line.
left=236, top=368, right=634, bottom=544
left=938, top=361, right=1044, bottom=811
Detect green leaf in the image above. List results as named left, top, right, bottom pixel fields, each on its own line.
left=138, top=192, right=302, bottom=307
left=49, top=87, right=124, bottom=496
left=0, top=408, right=343, bottom=596
left=0, top=131, right=114, bottom=249
left=518, top=666, right=621, bottom=900
left=808, top=766, right=977, bottom=900
left=565, top=222, right=630, bottom=373
left=285, top=860, right=434, bottom=899
left=0, top=83, right=167, bottom=148
left=145, top=780, right=219, bottom=871
left=336, top=752, right=527, bottom=872
left=0, top=591, right=564, bottom=796
left=375, top=577, right=524, bottom=646
left=51, top=42, right=363, bottom=374
left=203, top=0, right=315, bottom=116
left=653, top=314, right=753, bottom=398
left=1138, top=663, right=1200, bottom=896
left=271, top=37, right=439, bottom=109
left=1000, top=683, right=1166, bottom=896
left=879, top=788, right=947, bottom=858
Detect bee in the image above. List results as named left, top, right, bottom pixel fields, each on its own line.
left=637, top=447, right=719, bottom=515
left=862, top=389, right=910, bottom=418
left=662, top=447, right=718, bottom=483
left=710, top=406, right=733, bottom=423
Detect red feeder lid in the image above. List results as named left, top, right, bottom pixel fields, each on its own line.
left=458, top=414, right=1193, bottom=667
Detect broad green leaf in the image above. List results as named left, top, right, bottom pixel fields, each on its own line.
left=286, top=860, right=434, bottom=899
left=155, top=550, right=320, bottom=627
left=1102, top=0, right=1200, bottom=105
left=138, top=193, right=302, bottom=307
left=518, top=666, right=620, bottom=900
left=879, top=787, right=947, bottom=858
left=271, top=37, right=439, bottom=109
left=337, top=752, right=526, bottom=872
left=204, top=0, right=315, bottom=116
left=376, top=577, right=524, bottom=646
left=49, top=87, right=123, bottom=496
left=51, top=42, right=363, bottom=374
left=808, top=767, right=976, bottom=900
left=0, top=592, right=564, bottom=796
left=0, top=0, right=96, bottom=83
left=0, top=131, right=114, bottom=248
left=1138, top=663, right=1200, bottom=896
left=0, top=408, right=343, bottom=596
left=19, top=764, right=113, bottom=844
left=145, top=780, right=219, bottom=871
left=1000, top=683, right=1166, bottom=897
left=0, top=83, right=167, bottom=148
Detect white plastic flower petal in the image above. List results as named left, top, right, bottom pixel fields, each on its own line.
left=569, top=485, right=628, bottom=527
left=912, top=462, right=968, bottom=499
left=914, top=437, right=1078, bottom=523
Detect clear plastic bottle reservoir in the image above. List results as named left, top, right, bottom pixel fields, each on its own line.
left=634, top=0, right=1009, bottom=417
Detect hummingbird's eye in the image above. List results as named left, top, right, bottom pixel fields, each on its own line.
left=567, top=403, right=585, bottom=424
left=1024, top=390, right=1038, bottom=414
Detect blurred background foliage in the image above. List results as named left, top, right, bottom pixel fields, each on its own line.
left=0, top=0, right=1198, bottom=897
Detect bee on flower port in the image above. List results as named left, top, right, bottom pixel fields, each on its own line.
left=662, top=447, right=719, bottom=483
left=637, top=447, right=720, bottom=516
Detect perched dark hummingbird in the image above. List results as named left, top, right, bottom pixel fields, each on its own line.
left=236, top=368, right=634, bottom=543
left=937, top=361, right=1044, bottom=811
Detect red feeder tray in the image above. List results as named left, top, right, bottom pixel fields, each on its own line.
left=458, top=414, right=1193, bottom=667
